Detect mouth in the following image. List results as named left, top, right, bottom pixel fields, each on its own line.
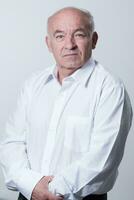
left=63, top=53, right=78, bottom=57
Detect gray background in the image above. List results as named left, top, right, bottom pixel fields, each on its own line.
left=0, top=0, right=134, bottom=199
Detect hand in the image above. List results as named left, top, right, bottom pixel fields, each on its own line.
left=31, top=176, right=64, bottom=200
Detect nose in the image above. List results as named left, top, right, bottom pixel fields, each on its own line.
left=64, top=35, right=77, bottom=50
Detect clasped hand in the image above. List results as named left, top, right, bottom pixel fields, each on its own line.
left=31, top=176, right=64, bottom=200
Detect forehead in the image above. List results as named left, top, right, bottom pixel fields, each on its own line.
left=48, top=10, right=90, bottom=33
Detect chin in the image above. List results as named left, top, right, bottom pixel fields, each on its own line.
left=62, top=61, right=82, bottom=69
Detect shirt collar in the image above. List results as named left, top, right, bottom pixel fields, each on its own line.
left=44, top=57, right=96, bottom=86
left=44, top=66, right=56, bottom=85
left=69, top=57, right=95, bottom=86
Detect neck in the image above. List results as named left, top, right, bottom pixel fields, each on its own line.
left=57, top=66, right=80, bottom=84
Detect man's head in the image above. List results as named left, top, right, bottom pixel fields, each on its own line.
left=46, top=7, right=98, bottom=70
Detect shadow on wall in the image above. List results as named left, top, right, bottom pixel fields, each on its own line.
left=0, top=199, right=8, bottom=200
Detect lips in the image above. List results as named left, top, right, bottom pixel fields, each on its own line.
left=63, top=53, right=78, bottom=57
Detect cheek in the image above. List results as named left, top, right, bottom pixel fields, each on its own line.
left=84, top=41, right=92, bottom=55
left=77, top=42, right=91, bottom=56
left=51, top=44, right=62, bottom=56
left=77, top=38, right=90, bottom=47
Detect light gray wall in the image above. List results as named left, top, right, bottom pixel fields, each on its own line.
left=0, top=0, right=134, bottom=199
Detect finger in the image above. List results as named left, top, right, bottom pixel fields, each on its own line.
left=49, top=176, right=54, bottom=182
left=50, top=175, right=54, bottom=179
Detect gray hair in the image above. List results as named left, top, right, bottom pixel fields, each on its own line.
left=47, top=7, right=95, bottom=34
left=78, top=8, right=95, bottom=33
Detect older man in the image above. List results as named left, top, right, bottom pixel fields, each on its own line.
left=0, top=7, right=132, bottom=200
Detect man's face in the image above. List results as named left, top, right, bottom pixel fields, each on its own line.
left=46, top=9, right=98, bottom=70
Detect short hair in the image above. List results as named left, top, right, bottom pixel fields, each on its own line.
left=78, top=8, right=95, bottom=33
left=47, top=7, right=95, bottom=34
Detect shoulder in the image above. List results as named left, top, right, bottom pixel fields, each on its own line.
left=90, top=61, right=127, bottom=107
left=22, top=66, right=53, bottom=92
left=93, top=61, right=124, bottom=90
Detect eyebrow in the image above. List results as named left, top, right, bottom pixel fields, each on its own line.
left=74, top=28, right=86, bottom=33
left=53, top=30, right=65, bottom=37
left=53, top=28, right=88, bottom=37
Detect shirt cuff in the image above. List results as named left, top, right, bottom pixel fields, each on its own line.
left=49, top=174, right=74, bottom=199
left=15, top=169, right=44, bottom=200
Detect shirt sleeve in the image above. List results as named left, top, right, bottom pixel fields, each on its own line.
left=49, top=80, right=133, bottom=199
left=0, top=82, right=44, bottom=200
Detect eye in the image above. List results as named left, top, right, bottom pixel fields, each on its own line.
left=74, top=33, right=87, bottom=38
left=55, top=34, right=65, bottom=41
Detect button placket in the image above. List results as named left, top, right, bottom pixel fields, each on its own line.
left=41, top=81, right=79, bottom=174
left=41, top=88, right=67, bottom=173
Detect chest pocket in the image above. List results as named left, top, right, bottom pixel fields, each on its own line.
left=64, top=116, right=92, bottom=153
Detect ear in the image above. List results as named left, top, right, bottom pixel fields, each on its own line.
left=92, top=32, right=98, bottom=49
left=45, top=36, right=52, bottom=52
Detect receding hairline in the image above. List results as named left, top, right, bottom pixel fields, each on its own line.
left=47, top=7, right=95, bottom=34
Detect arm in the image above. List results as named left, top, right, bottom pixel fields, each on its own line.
left=0, top=82, right=52, bottom=200
left=49, top=81, right=133, bottom=198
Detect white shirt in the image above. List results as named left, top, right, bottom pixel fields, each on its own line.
left=0, top=58, right=133, bottom=200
